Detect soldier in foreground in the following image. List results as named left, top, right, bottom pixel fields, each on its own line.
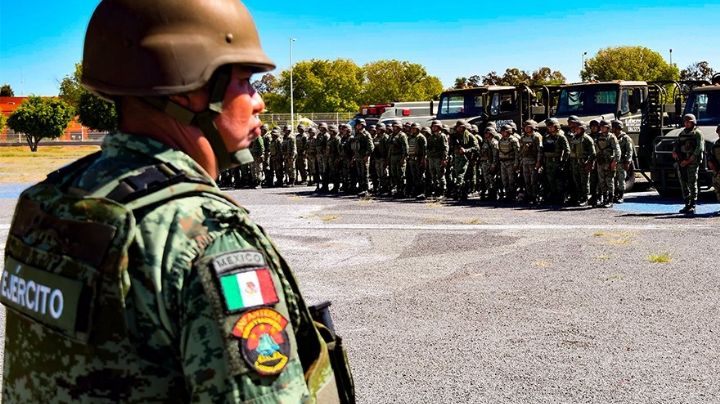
left=427, top=120, right=449, bottom=198
left=0, top=0, right=353, bottom=402
left=595, top=120, right=620, bottom=208
left=673, top=114, right=705, bottom=215
left=518, top=120, right=543, bottom=205
left=568, top=122, right=596, bottom=206
left=612, top=120, right=634, bottom=203
left=541, top=118, right=570, bottom=205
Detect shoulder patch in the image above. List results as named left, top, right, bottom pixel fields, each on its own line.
left=212, top=250, right=279, bottom=314
left=233, top=308, right=291, bottom=376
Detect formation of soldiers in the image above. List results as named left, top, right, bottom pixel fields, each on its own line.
left=222, top=115, right=639, bottom=208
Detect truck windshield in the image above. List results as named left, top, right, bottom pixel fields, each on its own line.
left=437, top=92, right=486, bottom=119
left=685, top=91, right=720, bottom=125
left=556, top=86, right=618, bottom=117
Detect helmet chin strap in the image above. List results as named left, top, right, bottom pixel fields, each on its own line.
left=143, top=65, right=254, bottom=173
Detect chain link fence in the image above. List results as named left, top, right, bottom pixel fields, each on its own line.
left=259, top=112, right=355, bottom=127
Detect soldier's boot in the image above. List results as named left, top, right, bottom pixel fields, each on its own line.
left=679, top=199, right=692, bottom=214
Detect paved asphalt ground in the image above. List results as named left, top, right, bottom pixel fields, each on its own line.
left=0, top=183, right=719, bottom=403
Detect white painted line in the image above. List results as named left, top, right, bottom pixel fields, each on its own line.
left=263, top=223, right=714, bottom=231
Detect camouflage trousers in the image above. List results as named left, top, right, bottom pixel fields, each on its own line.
left=374, top=158, right=389, bottom=192
left=272, top=158, right=284, bottom=185
left=544, top=159, right=563, bottom=201
left=284, top=156, right=296, bottom=184
left=327, top=158, right=340, bottom=189
left=615, top=164, right=627, bottom=198
left=341, top=158, right=354, bottom=190
left=480, top=161, right=496, bottom=194
left=306, top=154, right=317, bottom=184
left=356, top=157, right=370, bottom=192
left=596, top=162, right=615, bottom=202
left=570, top=159, right=590, bottom=202
left=406, top=157, right=424, bottom=196
left=316, top=156, right=327, bottom=187
left=428, top=157, right=446, bottom=195
left=389, top=155, right=406, bottom=193
left=713, top=171, right=720, bottom=202
left=251, top=157, right=264, bottom=184
left=520, top=160, right=539, bottom=199
left=453, top=155, right=469, bottom=189
left=296, top=155, right=307, bottom=183
left=677, top=163, right=699, bottom=203
left=500, top=160, right=515, bottom=195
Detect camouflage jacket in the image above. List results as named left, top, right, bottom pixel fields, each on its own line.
left=1, top=133, right=338, bottom=403
left=616, top=132, right=635, bottom=164
left=426, top=132, right=449, bottom=160
left=282, top=135, right=297, bottom=159
left=674, top=127, right=704, bottom=163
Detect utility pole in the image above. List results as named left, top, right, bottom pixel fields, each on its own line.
left=290, top=37, right=296, bottom=130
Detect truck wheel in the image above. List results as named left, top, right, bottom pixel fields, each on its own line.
left=623, top=161, right=636, bottom=192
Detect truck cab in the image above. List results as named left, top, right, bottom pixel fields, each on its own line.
left=651, top=85, right=720, bottom=196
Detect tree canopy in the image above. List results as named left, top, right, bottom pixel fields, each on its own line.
left=7, top=96, right=75, bottom=151
left=59, top=63, right=85, bottom=108
left=360, top=60, right=443, bottom=105
left=60, top=62, right=118, bottom=131
left=0, top=84, right=14, bottom=97
left=453, top=67, right=566, bottom=89
left=680, top=61, right=716, bottom=82
left=581, top=46, right=679, bottom=82
left=0, top=113, right=7, bottom=133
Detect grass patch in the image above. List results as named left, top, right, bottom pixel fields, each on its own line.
left=318, top=214, right=338, bottom=222
left=0, top=145, right=100, bottom=184
left=648, top=252, right=672, bottom=264
left=596, top=254, right=611, bottom=261
left=593, top=231, right=633, bottom=246
left=605, top=273, right=624, bottom=282
left=533, top=260, right=551, bottom=268
left=465, top=218, right=484, bottom=225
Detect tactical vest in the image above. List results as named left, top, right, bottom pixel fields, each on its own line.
left=1, top=154, right=354, bottom=403
left=543, top=136, right=558, bottom=157
left=296, top=135, right=308, bottom=155
left=569, top=136, right=583, bottom=159
left=307, top=137, right=318, bottom=158
left=426, top=134, right=445, bottom=159
left=678, top=131, right=698, bottom=158
left=480, top=141, right=496, bottom=161
left=519, top=135, right=538, bottom=159
left=407, top=136, right=418, bottom=157
left=498, top=138, right=514, bottom=159
left=270, top=138, right=282, bottom=158
left=596, top=135, right=613, bottom=164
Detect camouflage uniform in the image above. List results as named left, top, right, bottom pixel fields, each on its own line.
left=340, top=127, right=356, bottom=192
left=614, top=125, right=635, bottom=202
left=387, top=123, right=409, bottom=197
left=262, top=128, right=273, bottom=187
left=542, top=120, right=570, bottom=204
left=568, top=125, right=596, bottom=205
left=427, top=122, right=449, bottom=197
left=306, top=128, right=318, bottom=187
left=518, top=121, right=543, bottom=203
left=372, top=126, right=390, bottom=194
left=249, top=135, right=265, bottom=187
left=406, top=125, right=427, bottom=198
left=282, top=128, right=297, bottom=186
left=674, top=115, right=705, bottom=212
left=326, top=126, right=343, bottom=193
left=497, top=129, right=520, bottom=201
left=595, top=123, right=620, bottom=207
left=2, top=133, right=343, bottom=403
left=295, top=127, right=308, bottom=184
left=270, top=130, right=285, bottom=186
left=353, top=125, right=374, bottom=195
left=450, top=122, right=479, bottom=199
left=479, top=129, right=499, bottom=200
left=316, top=125, right=330, bottom=192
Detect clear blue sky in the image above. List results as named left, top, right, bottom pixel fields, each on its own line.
left=1, top=0, right=718, bottom=97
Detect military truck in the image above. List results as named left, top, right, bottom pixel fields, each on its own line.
left=434, top=85, right=552, bottom=129
left=650, top=80, right=720, bottom=196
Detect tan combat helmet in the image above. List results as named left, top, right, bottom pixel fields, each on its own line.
left=81, top=0, right=275, bottom=170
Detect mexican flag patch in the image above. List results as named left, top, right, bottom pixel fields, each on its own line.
left=219, top=268, right=279, bottom=312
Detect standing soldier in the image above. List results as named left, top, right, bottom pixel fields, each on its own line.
left=340, top=124, right=355, bottom=193
left=282, top=124, right=297, bottom=186
left=295, top=124, right=308, bottom=185
left=427, top=120, right=449, bottom=198
left=497, top=124, right=520, bottom=202
left=587, top=119, right=601, bottom=206
left=479, top=127, right=500, bottom=201
left=706, top=124, right=720, bottom=208
left=306, top=127, right=318, bottom=187
left=354, top=119, right=374, bottom=197
left=612, top=119, right=634, bottom=203
left=249, top=125, right=265, bottom=188
left=466, top=124, right=481, bottom=196
left=406, top=123, right=427, bottom=199
left=673, top=114, right=705, bottom=214
left=262, top=124, right=273, bottom=187
left=270, top=128, right=284, bottom=187
left=568, top=122, right=596, bottom=206
left=387, top=120, right=409, bottom=198
left=594, top=120, right=620, bottom=208
left=316, top=122, right=330, bottom=192
left=450, top=120, right=479, bottom=200
left=326, top=124, right=342, bottom=193
left=372, top=123, right=390, bottom=195
left=518, top=120, right=543, bottom=205
left=541, top=118, right=570, bottom=205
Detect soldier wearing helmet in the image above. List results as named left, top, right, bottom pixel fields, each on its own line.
left=611, top=119, right=634, bottom=203
left=387, top=119, right=409, bottom=197
left=406, top=122, right=428, bottom=199
left=568, top=121, right=597, bottom=206
left=326, top=124, right=343, bottom=193
left=249, top=121, right=266, bottom=188
left=270, top=127, right=285, bottom=186
left=518, top=119, right=543, bottom=204
left=306, top=126, right=318, bottom=188
left=354, top=118, right=374, bottom=197
left=587, top=119, right=602, bottom=205
left=541, top=117, right=571, bottom=205
left=479, top=127, right=500, bottom=201
left=497, top=124, right=520, bottom=202
left=316, top=122, right=331, bottom=192
left=371, top=123, right=390, bottom=194
left=450, top=120, right=479, bottom=199
left=427, top=120, right=450, bottom=198
left=295, top=124, right=309, bottom=185
left=0, top=1, right=353, bottom=402
left=262, top=123, right=274, bottom=186
left=673, top=114, right=705, bottom=214
left=594, top=120, right=621, bottom=207
left=281, top=124, right=297, bottom=186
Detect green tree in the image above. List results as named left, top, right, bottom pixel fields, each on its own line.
left=78, top=91, right=117, bottom=132
left=272, top=59, right=363, bottom=112
left=0, top=84, right=14, bottom=97
left=252, top=73, right=277, bottom=95
left=530, top=67, right=566, bottom=85
left=360, top=60, right=443, bottom=104
left=59, top=63, right=85, bottom=108
left=680, top=61, right=715, bottom=82
left=581, top=46, right=679, bottom=82
left=0, top=113, right=7, bottom=133
left=452, top=75, right=481, bottom=89
left=7, top=96, right=74, bottom=151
